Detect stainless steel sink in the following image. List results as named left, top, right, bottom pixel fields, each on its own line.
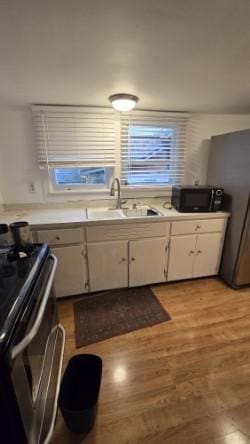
left=122, top=206, right=163, bottom=218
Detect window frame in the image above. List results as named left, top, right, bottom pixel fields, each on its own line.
left=121, top=124, right=175, bottom=187
left=50, top=166, right=113, bottom=191
left=120, top=111, right=188, bottom=191
left=46, top=166, right=114, bottom=194
left=33, top=106, right=189, bottom=197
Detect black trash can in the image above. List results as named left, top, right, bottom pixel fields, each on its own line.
left=58, top=354, right=102, bottom=434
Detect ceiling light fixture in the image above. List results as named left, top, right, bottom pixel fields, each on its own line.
left=109, top=93, right=139, bottom=112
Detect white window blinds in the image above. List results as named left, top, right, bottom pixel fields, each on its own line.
left=120, top=112, right=189, bottom=186
left=32, top=106, right=116, bottom=169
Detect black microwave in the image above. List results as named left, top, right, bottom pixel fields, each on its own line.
left=171, top=186, right=224, bottom=212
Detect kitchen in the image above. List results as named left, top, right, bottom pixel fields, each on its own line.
left=0, top=1, right=250, bottom=443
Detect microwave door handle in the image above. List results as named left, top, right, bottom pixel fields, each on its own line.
left=209, top=189, right=215, bottom=211
left=11, top=254, right=58, bottom=360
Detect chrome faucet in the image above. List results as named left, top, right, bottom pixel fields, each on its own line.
left=110, top=177, right=122, bottom=209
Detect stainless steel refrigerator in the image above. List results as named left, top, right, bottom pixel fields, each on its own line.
left=207, top=129, right=250, bottom=288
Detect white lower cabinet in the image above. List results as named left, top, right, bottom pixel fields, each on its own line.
left=88, top=237, right=169, bottom=291
left=34, top=217, right=227, bottom=296
left=168, top=235, right=196, bottom=281
left=129, top=237, right=167, bottom=287
left=51, top=245, right=88, bottom=298
left=192, top=232, right=222, bottom=278
left=87, top=241, right=128, bottom=292
left=168, top=232, right=224, bottom=281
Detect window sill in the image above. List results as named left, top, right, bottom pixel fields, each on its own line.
left=45, top=187, right=113, bottom=201
left=48, top=188, right=110, bottom=195
left=121, top=185, right=172, bottom=190
left=44, top=183, right=172, bottom=201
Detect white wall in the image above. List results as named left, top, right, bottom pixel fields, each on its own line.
left=0, top=129, right=6, bottom=210
left=0, top=107, right=44, bottom=204
left=184, top=114, right=250, bottom=184
left=0, top=107, right=250, bottom=205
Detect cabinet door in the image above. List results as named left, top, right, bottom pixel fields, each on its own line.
left=167, top=235, right=196, bottom=281
left=87, top=241, right=128, bottom=292
left=192, top=233, right=223, bottom=278
left=52, top=245, right=88, bottom=298
left=129, top=238, right=167, bottom=287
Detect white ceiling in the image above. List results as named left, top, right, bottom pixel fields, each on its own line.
left=0, top=0, right=250, bottom=113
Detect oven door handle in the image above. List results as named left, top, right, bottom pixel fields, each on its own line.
left=11, top=254, right=58, bottom=360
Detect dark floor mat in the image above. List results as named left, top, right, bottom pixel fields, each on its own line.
left=74, top=286, right=171, bottom=348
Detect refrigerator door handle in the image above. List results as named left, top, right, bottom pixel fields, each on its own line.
left=234, top=195, right=250, bottom=286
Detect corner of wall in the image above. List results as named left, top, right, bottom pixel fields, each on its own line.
left=185, top=113, right=250, bottom=185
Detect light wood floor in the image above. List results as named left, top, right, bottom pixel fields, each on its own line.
left=51, top=278, right=250, bottom=444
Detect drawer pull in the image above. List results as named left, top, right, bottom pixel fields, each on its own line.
left=189, top=250, right=194, bottom=255
left=131, top=257, right=135, bottom=262
left=56, top=236, right=60, bottom=240
left=195, top=225, right=201, bottom=231
left=197, top=250, right=202, bottom=254
left=121, top=257, right=126, bottom=262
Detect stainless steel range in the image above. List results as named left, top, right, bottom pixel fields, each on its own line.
left=0, top=243, right=65, bottom=444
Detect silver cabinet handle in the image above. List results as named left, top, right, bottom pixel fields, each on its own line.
left=11, top=254, right=58, bottom=360
left=165, top=240, right=170, bottom=252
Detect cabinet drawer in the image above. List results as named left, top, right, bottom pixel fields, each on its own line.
left=86, top=222, right=170, bottom=242
left=37, top=228, right=83, bottom=245
left=171, top=218, right=226, bottom=235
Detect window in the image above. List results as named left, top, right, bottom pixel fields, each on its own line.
left=32, top=106, right=189, bottom=193
left=121, top=113, right=188, bottom=187
left=124, top=125, right=174, bottom=185
left=32, top=106, right=116, bottom=191
left=54, top=167, right=106, bottom=186
left=52, top=166, right=112, bottom=190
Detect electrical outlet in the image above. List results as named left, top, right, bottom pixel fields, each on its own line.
left=28, top=182, right=36, bottom=193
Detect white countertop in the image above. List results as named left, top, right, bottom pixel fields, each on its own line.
left=0, top=205, right=230, bottom=229
left=0, top=208, right=86, bottom=227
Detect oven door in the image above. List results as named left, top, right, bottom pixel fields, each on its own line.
left=9, top=255, right=65, bottom=444
left=180, top=188, right=214, bottom=212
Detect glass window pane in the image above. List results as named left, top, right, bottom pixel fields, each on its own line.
left=125, top=125, right=174, bottom=185
left=54, top=168, right=106, bottom=186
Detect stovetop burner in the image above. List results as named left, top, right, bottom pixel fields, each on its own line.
left=8, top=243, right=36, bottom=260
left=0, top=245, right=35, bottom=279
left=0, top=264, right=15, bottom=278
